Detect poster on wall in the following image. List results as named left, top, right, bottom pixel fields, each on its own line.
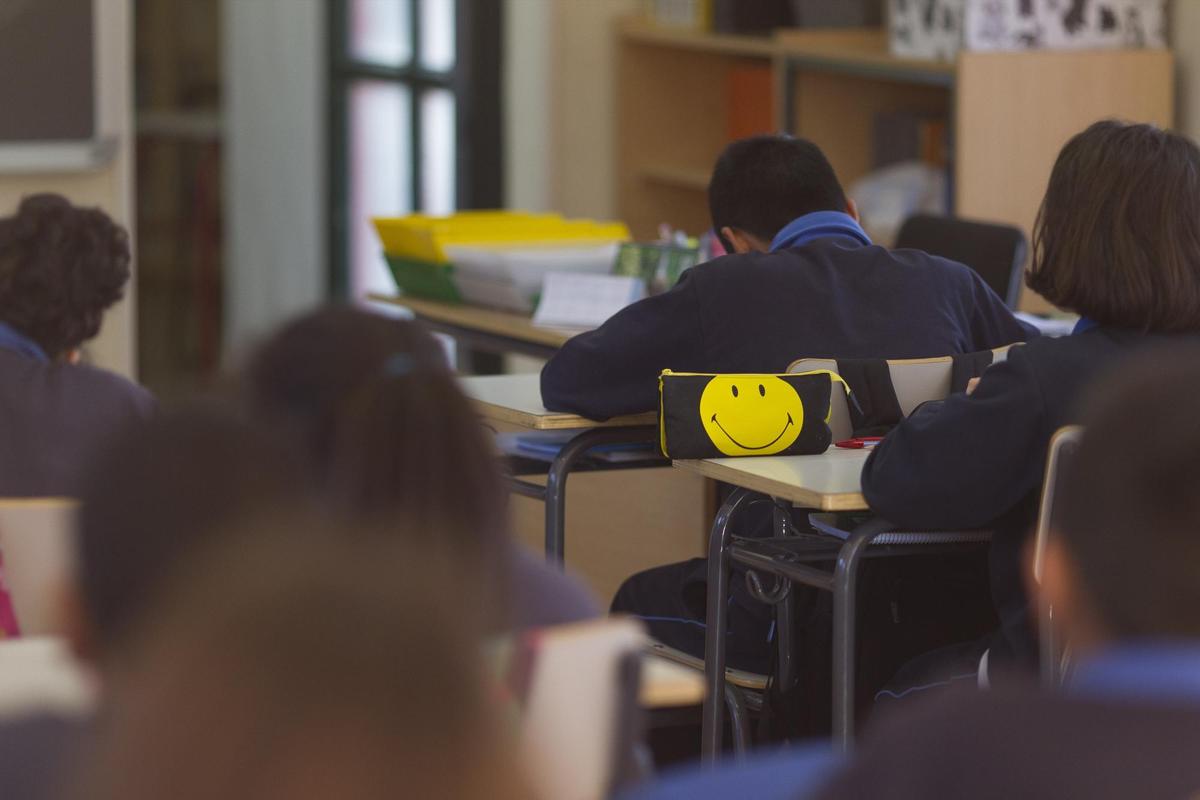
left=890, top=0, right=1167, bottom=59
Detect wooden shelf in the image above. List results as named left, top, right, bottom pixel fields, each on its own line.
left=776, top=28, right=956, bottom=86
left=619, top=18, right=776, bottom=58
left=640, top=164, right=710, bottom=192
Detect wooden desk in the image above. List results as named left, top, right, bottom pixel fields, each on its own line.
left=673, top=449, right=870, bottom=512
left=456, top=374, right=662, bottom=564
left=369, top=293, right=579, bottom=361
left=675, top=447, right=973, bottom=756
left=460, top=374, right=656, bottom=431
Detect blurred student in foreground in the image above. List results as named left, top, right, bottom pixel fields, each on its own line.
left=0, top=410, right=306, bottom=800
left=0, top=194, right=154, bottom=495
left=814, top=346, right=1200, bottom=799
left=244, top=305, right=599, bottom=629
left=625, top=346, right=1200, bottom=800
left=76, top=522, right=533, bottom=800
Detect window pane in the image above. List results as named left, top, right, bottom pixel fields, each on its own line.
left=349, top=80, right=412, bottom=297
left=349, top=0, right=412, bottom=67
left=421, top=89, right=456, bottom=215
left=420, top=0, right=455, bottom=71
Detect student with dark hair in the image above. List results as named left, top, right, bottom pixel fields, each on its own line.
left=813, top=346, right=1200, bottom=799
left=0, top=409, right=310, bottom=800
left=0, top=194, right=154, bottom=495
left=541, top=134, right=1034, bottom=420
left=77, top=522, right=534, bottom=800
left=244, top=305, right=599, bottom=630
left=863, top=120, right=1200, bottom=684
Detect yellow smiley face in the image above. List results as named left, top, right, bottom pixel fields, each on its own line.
left=699, top=376, right=804, bottom=456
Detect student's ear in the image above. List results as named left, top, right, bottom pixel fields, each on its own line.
left=59, top=581, right=98, bottom=666
left=65, top=349, right=82, bottom=365
left=719, top=226, right=756, bottom=255
left=1027, top=536, right=1109, bottom=655
left=845, top=197, right=861, bottom=223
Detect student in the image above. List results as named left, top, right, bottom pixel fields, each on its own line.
left=588, top=135, right=1034, bottom=673
left=541, top=134, right=1035, bottom=421
left=77, top=522, right=533, bottom=800
left=243, top=305, right=599, bottom=630
left=0, top=410, right=308, bottom=800
left=814, top=346, right=1200, bottom=799
left=0, top=194, right=154, bottom=495
left=862, top=120, right=1200, bottom=681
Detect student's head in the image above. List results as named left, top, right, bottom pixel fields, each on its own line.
left=244, top=306, right=510, bottom=615
left=1026, top=120, right=1200, bottom=332
left=1037, top=346, right=1200, bottom=654
left=0, top=194, right=131, bottom=361
left=708, top=134, right=854, bottom=254
left=77, top=522, right=532, bottom=800
left=71, top=408, right=306, bottom=665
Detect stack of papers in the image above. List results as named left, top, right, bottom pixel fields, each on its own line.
left=532, top=272, right=646, bottom=330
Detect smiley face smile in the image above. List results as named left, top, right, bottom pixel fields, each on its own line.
left=709, top=412, right=794, bottom=451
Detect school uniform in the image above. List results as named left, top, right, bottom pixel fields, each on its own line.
left=0, top=323, right=155, bottom=497
left=862, top=325, right=1200, bottom=670
left=541, top=212, right=1037, bottom=421
left=547, top=211, right=1037, bottom=674
left=812, top=644, right=1200, bottom=800
left=622, top=644, right=1200, bottom=800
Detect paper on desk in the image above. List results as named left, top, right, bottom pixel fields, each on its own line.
left=532, top=272, right=646, bottom=330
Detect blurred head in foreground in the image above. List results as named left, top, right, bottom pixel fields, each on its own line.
left=1036, top=344, right=1200, bottom=656
left=76, top=518, right=530, bottom=800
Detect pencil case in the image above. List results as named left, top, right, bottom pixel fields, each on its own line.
left=657, top=370, right=846, bottom=459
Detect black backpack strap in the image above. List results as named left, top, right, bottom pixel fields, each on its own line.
left=949, top=350, right=996, bottom=394
left=835, top=358, right=904, bottom=437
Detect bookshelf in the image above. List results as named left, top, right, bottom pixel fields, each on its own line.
left=615, top=18, right=1174, bottom=312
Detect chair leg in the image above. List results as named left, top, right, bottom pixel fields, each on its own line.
left=701, top=487, right=754, bottom=762
left=830, top=517, right=894, bottom=752
left=723, top=683, right=751, bottom=758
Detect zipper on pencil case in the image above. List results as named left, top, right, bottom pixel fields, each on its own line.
left=659, top=369, right=852, bottom=393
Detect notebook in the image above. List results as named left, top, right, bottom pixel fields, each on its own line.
left=532, top=272, right=646, bottom=330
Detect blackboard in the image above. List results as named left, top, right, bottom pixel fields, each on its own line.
left=0, top=0, right=94, bottom=142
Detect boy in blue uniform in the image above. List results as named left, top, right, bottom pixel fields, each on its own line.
left=540, top=134, right=1036, bottom=672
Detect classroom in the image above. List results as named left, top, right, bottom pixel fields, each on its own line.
left=1, top=0, right=1199, bottom=797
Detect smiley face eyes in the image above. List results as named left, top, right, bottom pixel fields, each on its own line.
left=731, top=383, right=768, bottom=398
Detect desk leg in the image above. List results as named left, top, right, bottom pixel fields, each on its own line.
left=701, top=487, right=754, bottom=762
left=542, top=426, right=657, bottom=565
left=831, top=517, right=895, bottom=752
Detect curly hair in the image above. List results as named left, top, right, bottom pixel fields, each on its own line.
left=0, top=194, right=131, bottom=358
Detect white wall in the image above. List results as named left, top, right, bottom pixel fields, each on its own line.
left=223, top=0, right=326, bottom=357
left=505, top=0, right=552, bottom=211
left=1172, top=0, right=1200, bottom=140
left=0, top=0, right=135, bottom=377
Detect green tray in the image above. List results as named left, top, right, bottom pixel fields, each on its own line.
left=384, top=254, right=463, bottom=304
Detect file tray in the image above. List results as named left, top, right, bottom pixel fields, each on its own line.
left=383, top=255, right=463, bottom=304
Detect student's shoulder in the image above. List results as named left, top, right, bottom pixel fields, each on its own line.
left=886, top=246, right=979, bottom=284
left=59, top=362, right=157, bottom=416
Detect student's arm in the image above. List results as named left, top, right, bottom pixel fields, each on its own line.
left=967, top=273, right=1040, bottom=348
left=540, top=273, right=706, bottom=420
left=861, top=345, right=1049, bottom=530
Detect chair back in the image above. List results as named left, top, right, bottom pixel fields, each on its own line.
left=895, top=214, right=1027, bottom=309
left=789, top=347, right=1013, bottom=440
left=1032, top=426, right=1084, bottom=686
left=0, top=499, right=77, bottom=636
left=516, top=617, right=644, bottom=800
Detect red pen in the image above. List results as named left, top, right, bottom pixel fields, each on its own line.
left=834, top=436, right=883, bottom=449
